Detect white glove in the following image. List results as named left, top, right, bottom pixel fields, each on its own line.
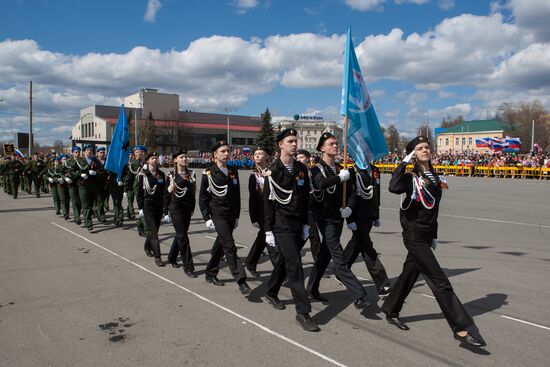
left=117, top=181, right=123, bottom=187
left=205, top=219, right=216, bottom=231
left=373, top=219, right=381, bottom=227
left=347, top=222, right=357, bottom=231
left=163, top=214, right=171, bottom=223
left=123, top=192, right=128, bottom=199
left=81, top=173, right=88, bottom=179
left=89, top=170, right=97, bottom=176
left=143, top=164, right=148, bottom=170
left=48, top=177, right=54, bottom=183
left=340, top=207, right=352, bottom=218
left=234, top=218, right=239, bottom=229
left=252, top=222, right=260, bottom=229
left=138, top=209, right=144, bottom=218
left=57, top=178, right=64, bottom=184
left=65, top=177, right=73, bottom=184
left=431, top=238, right=438, bottom=251
left=265, top=231, right=276, bottom=247
left=338, top=169, right=350, bottom=182
left=403, top=151, right=415, bottom=163
left=302, top=224, right=310, bottom=241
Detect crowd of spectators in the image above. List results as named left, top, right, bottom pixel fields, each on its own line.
left=376, top=151, right=550, bottom=168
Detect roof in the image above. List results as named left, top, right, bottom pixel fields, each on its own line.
left=438, top=120, right=511, bottom=135
left=103, top=118, right=260, bottom=132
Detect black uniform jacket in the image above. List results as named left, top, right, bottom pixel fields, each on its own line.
left=137, top=168, right=166, bottom=210
left=248, top=171, right=265, bottom=225
left=263, top=158, right=309, bottom=232
left=199, top=164, right=240, bottom=221
left=163, top=169, right=196, bottom=215
left=347, top=165, right=381, bottom=223
left=310, top=159, right=351, bottom=219
left=389, top=162, right=441, bottom=242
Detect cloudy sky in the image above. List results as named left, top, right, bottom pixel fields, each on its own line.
left=1, top=0, right=549, bottom=145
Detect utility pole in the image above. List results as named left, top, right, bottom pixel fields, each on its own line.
left=29, top=80, right=33, bottom=156
left=531, top=119, right=535, bottom=153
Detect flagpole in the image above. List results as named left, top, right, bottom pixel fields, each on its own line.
left=342, top=114, right=349, bottom=208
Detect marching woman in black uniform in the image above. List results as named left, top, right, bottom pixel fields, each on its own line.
left=263, top=129, right=318, bottom=332
left=381, top=136, right=486, bottom=348
left=164, top=150, right=197, bottom=278
left=137, top=152, right=166, bottom=267
left=244, top=146, right=277, bottom=277
left=306, top=132, right=369, bottom=310
left=344, top=163, right=391, bottom=296
left=199, top=141, right=250, bottom=295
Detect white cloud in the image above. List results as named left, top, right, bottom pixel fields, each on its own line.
left=2, top=7, right=550, bottom=144
left=394, top=0, right=430, bottom=5
left=345, top=0, right=385, bottom=12
left=233, top=0, right=259, bottom=14
left=438, top=0, right=455, bottom=10
left=144, top=0, right=162, bottom=23
left=509, top=0, right=550, bottom=41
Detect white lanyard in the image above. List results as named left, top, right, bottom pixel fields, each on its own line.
left=143, top=174, right=157, bottom=195
left=207, top=172, right=228, bottom=197
left=355, top=172, right=374, bottom=199
left=267, top=175, right=293, bottom=205
left=400, top=175, right=436, bottom=210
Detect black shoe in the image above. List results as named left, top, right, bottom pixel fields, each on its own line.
left=206, top=276, right=224, bottom=286
left=385, top=315, right=409, bottom=331
left=75, top=219, right=82, bottom=225
left=138, top=231, right=146, bottom=238
left=170, top=261, right=180, bottom=268
left=265, top=294, right=286, bottom=310
left=64, top=215, right=70, bottom=221
left=55, top=211, right=61, bottom=215
left=184, top=270, right=198, bottom=278
left=144, top=246, right=153, bottom=257
left=238, top=281, right=251, bottom=295
left=154, top=257, right=165, bottom=267
left=354, top=296, right=370, bottom=310
left=308, top=290, right=328, bottom=302
left=296, top=313, right=320, bottom=332
left=454, top=333, right=486, bottom=347
left=87, top=226, right=93, bottom=232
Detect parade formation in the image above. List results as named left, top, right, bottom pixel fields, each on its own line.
left=0, top=130, right=489, bottom=349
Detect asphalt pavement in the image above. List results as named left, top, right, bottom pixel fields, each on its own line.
left=1, top=172, right=549, bottom=367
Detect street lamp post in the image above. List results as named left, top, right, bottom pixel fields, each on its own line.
left=224, top=107, right=231, bottom=146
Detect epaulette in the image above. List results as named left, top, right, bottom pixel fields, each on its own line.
left=202, top=168, right=210, bottom=175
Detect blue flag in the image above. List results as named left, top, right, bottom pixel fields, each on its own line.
left=105, top=105, right=130, bottom=181
left=340, top=27, right=388, bottom=169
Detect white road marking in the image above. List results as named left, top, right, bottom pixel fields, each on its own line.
left=381, top=207, right=550, bottom=229
left=51, top=222, right=346, bottom=367
left=500, top=315, right=550, bottom=331
left=38, top=324, right=50, bottom=341
left=420, top=293, right=436, bottom=299
left=205, top=235, right=247, bottom=248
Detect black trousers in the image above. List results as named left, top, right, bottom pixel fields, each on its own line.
left=307, top=216, right=366, bottom=299
left=245, top=222, right=278, bottom=270
left=205, top=217, right=246, bottom=284
left=143, top=204, right=163, bottom=258
left=168, top=205, right=194, bottom=271
left=344, top=219, right=390, bottom=292
left=381, top=239, right=475, bottom=333
left=307, top=211, right=321, bottom=261
left=266, top=224, right=311, bottom=314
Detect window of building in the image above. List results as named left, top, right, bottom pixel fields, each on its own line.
left=455, top=137, right=459, bottom=145
left=468, top=137, right=472, bottom=145
left=232, top=137, right=246, bottom=145
left=462, top=137, right=466, bottom=145
left=247, top=138, right=255, bottom=145
left=445, top=137, right=449, bottom=146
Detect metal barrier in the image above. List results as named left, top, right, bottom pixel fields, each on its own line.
left=375, top=164, right=550, bottom=179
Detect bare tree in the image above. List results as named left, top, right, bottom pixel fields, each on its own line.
left=496, top=100, right=549, bottom=152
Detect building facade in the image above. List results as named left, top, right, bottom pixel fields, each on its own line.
left=274, top=116, right=343, bottom=152
left=71, top=89, right=261, bottom=153
left=436, top=120, right=511, bottom=154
